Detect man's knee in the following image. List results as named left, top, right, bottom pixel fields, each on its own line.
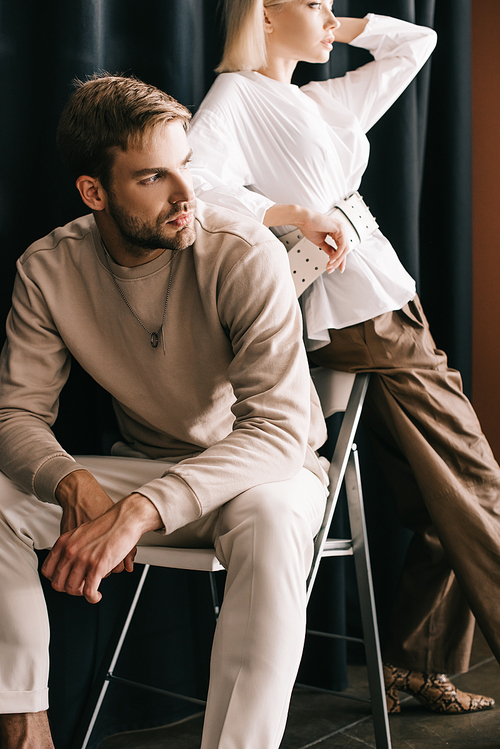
left=218, top=469, right=326, bottom=545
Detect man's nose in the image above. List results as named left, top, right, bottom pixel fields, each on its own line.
left=170, top=170, right=195, bottom=204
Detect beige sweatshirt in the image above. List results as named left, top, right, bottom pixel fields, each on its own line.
left=0, top=200, right=327, bottom=533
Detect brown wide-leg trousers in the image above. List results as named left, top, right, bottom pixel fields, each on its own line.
left=309, top=295, right=500, bottom=674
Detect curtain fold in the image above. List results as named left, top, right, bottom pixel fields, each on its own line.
left=0, top=1, right=471, bottom=746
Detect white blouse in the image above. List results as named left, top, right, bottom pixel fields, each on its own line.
left=188, top=14, right=437, bottom=349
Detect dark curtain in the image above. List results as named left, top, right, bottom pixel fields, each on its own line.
left=0, top=1, right=471, bottom=747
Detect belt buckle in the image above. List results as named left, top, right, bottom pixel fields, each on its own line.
left=331, top=192, right=378, bottom=244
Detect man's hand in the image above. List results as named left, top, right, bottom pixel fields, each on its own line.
left=54, top=469, right=133, bottom=578
left=42, top=493, right=162, bottom=604
left=56, top=469, right=115, bottom=534
left=264, top=204, right=349, bottom=273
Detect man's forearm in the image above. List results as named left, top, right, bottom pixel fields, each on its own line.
left=120, top=493, right=164, bottom=535
left=55, top=469, right=163, bottom=535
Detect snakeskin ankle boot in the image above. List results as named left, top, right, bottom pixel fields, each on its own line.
left=383, top=663, right=495, bottom=714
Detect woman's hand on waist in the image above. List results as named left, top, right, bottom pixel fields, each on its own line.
left=264, top=204, right=349, bottom=273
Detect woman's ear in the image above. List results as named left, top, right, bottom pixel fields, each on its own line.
left=75, top=175, right=107, bottom=212
left=263, top=8, right=273, bottom=34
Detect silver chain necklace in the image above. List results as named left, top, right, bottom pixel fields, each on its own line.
left=101, top=238, right=177, bottom=354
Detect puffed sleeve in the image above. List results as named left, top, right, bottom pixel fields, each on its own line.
left=189, top=103, right=275, bottom=222
left=302, top=13, right=437, bottom=133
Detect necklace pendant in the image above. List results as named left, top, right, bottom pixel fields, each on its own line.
left=101, top=238, right=176, bottom=354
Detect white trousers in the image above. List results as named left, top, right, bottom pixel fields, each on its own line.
left=0, top=456, right=327, bottom=749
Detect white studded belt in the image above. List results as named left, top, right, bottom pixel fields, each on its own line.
left=279, top=191, right=378, bottom=297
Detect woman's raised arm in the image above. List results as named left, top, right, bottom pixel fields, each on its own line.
left=333, top=17, right=369, bottom=44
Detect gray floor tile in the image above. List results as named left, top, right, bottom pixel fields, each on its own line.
left=280, top=687, right=372, bottom=748
left=99, top=629, right=500, bottom=749
left=99, top=713, right=204, bottom=748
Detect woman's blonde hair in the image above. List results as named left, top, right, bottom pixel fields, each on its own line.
left=216, top=0, right=290, bottom=73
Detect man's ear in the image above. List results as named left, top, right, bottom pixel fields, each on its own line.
left=75, top=175, right=107, bottom=212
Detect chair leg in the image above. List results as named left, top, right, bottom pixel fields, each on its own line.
left=208, top=570, right=221, bottom=620
left=345, top=446, right=392, bottom=749
left=72, top=564, right=222, bottom=749
left=72, top=564, right=152, bottom=749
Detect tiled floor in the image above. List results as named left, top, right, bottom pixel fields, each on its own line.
left=100, top=630, right=500, bottom=749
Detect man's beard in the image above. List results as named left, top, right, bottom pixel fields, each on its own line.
left=107, top=192, right=196, bottom=258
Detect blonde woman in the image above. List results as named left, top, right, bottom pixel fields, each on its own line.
left=188, top=0, right=500, bottom=715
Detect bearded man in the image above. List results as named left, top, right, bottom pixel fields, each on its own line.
left=0, top=74, right=328, bottom=749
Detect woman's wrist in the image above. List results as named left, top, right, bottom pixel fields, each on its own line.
left=334, top=17, right=369, bottom=44
left=263, top=203, right=312, bottom=229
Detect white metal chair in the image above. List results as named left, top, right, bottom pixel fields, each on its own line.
left=304, top=368, right=391, bottom=749
left=75, top=547, right=223, bottom=749
left=74, top=368, right=391, bottom=749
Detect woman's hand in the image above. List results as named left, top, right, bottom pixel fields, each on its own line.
left=296, top=209, right=349, bottom=273
left=264, top=204, right=349, bottom=273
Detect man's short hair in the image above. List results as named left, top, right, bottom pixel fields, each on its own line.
left=57, top=73, right=191, bottom=190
